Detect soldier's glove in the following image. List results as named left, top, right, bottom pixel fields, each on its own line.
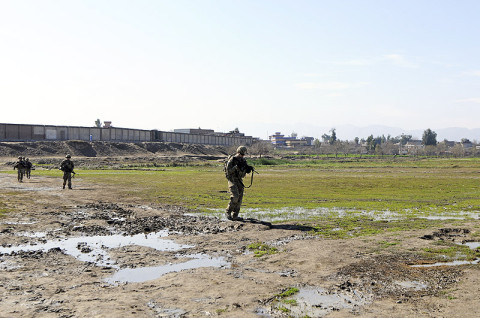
left=246, top=165, right=253, bottom=173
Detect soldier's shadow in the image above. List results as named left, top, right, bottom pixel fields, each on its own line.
left=269, top=223, right=317, bottom=232
left=239, top=218, right=317, bottom=232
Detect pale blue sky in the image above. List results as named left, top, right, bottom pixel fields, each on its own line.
left=1, top=0, right=480, bottom=140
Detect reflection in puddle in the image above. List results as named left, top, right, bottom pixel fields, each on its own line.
left=0, top=231, right=192, bottom=268
left=105, top=253, right=230, bottom=284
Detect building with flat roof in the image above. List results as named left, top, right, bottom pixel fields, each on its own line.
left=269, top=132, right=314, bottom=148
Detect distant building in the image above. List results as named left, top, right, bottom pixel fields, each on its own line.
left=270, top=132, right=288, bottom=146
left=462, top=140, right=473, bottom=149
left=285, top=139, right=308, bottom=147
left=302, top=137, right=314, bottom=146
left=269, top=132, right=314, bottom=148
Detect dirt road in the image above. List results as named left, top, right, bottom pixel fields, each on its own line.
left=1, top=168, right=479, bottom=317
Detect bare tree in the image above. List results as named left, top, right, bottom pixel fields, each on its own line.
left=451, top=143, right=465, bottom=157
left=249, top=141, right=274, bottom=158
left=383, top=142, right=399, bottom=155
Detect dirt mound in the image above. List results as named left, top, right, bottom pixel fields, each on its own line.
left=0, top=141, right=72, bottom=157
left=0, top=141, right=228, bottom=158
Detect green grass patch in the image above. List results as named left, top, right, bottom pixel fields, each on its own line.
left=277, top=305, right=290, bottom=313
left=309, top=216, right=445, bottom=239
left=379, top=240, right=400, bottom=248
left=3, top=156, right=479, bottom=238
left=0, top=199, right=11, bottom=218
left=0, top=208, right=9, bottom=218
left=423, top=241, right=480, bottom=261
left=62, top=158, right=480, bottom=214
left=247, top=242, right=278, bottom=257
left=249, top=158, right=291, bottom=166
left=281, top=299, right=297, bottom=305
left=276, top=287, right=300, bottom=298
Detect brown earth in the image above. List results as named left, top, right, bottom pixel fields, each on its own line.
left=0, top=140, right=229, bottom=158
left=0, top=143, right=479, bottom=317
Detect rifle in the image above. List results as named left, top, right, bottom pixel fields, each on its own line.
left=242, top=166, right=259, bottom=188
left=59, top=167, right=76, bottom=177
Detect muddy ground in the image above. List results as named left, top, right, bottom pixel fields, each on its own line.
left=0, top=147, right=480, bottom=317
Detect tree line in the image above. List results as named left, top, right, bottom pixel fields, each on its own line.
left=249, top=128, right=478, bottom=157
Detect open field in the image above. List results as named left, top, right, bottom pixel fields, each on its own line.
left=1, top=152, right=480, bottom=317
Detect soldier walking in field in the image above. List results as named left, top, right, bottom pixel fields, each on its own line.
left=224, top=146, right=254, bottom=221
left=25, top=158, right=33, bottom=179
left=60, top=154, right=75, bottom=189
left=13, top=156, right=25, bottom=182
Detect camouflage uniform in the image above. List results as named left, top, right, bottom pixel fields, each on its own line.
left=13, top=156, right=25, bottom=182
left=25, top=158, right=32, bottom=179
left=225, top=146, right=253, bottom=220
left=60, top=155, right=75, bottom=189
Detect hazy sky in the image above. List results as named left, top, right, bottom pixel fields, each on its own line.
left=1, top=0, right=480, bottom=139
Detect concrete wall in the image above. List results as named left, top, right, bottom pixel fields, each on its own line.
left=0, top=123, right=254, bottom=146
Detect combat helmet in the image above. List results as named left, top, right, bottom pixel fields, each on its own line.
left=236, top=146, right=248, bottom=155
left=65, top=154, right=71, bottom=158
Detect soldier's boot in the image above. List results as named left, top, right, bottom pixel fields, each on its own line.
left=63, top=183, right=66, bottom=189
left=225, top=209, right=233, bottom=221
left=232, top=211, right=243, bottom=221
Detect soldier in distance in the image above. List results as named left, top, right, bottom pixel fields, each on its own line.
left=60, top=154, right=75, bottom=189
left=25, top=158, right=33, bottom=179
left=13, top=156, right=25, bottom=182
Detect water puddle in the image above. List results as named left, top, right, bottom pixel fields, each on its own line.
left=412, top=241, right=480, bottom=268
left=197, top=207, right=479, bottom=223
left=464, top=242, right=480, bottom=249
left=273, top=286, right=370, bottom=317
left=394, top=280, right=428, bottom=290
left=106, top=253, right=230, bottom=284
left=0, top=231, right=231, bottom=284
left=17, top=231, right=48, bottom=238
left=147, top=301, right=187, bottom=317
left=0, top=231, right=192, bottom=268
left=1, top=220, right=37, bottom=225
left=421, top=216, right=470, bottom=220
left=411, top=259, right=480, bottom=268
